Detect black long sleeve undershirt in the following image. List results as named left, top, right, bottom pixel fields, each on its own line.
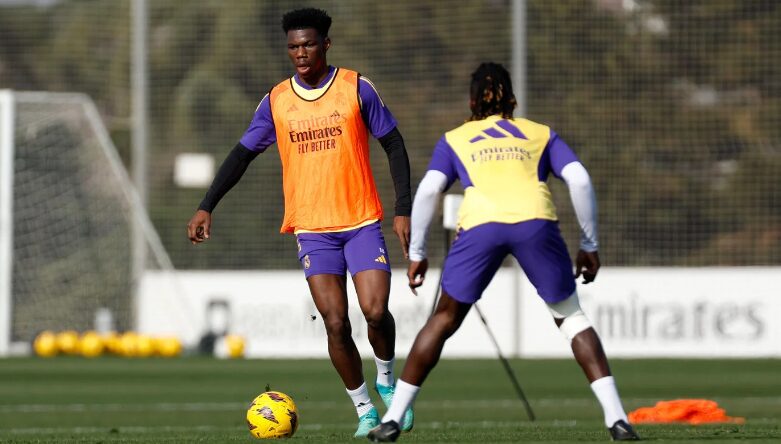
left=378, top=127, right=412, bottom=217
left=200, top=130, right=410, bottom=216
left=198, top=143, right=259, bottom=213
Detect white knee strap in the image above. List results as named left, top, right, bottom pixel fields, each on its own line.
left=546, top=291, right=592, bottom=342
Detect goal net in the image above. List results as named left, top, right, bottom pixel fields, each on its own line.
left=0, top=90, right=189, bottom=355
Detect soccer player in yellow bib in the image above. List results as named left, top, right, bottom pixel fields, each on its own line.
left=186, top=8, right=413, bottom=438
left=368, top=63, right=639, bottom=442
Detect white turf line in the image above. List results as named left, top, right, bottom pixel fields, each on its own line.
left=4, top=419, right=781, bottom=435
left=0, top=421, right=574, bottom=435
left=2, top=397, right=781, bottom=413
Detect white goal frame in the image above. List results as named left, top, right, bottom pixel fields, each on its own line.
left=0, top=90, right=15, bottom=355
left=0, top=90, right=193, bottom=355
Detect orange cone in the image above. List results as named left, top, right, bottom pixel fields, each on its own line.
left=628, top=399, right=744, bottom=425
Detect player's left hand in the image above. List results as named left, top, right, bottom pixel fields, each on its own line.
left=575, top=250, right=600, bottom=284
left=407, top=258, right=428, bottom=296
left=393, top=215, right=411, bottom=259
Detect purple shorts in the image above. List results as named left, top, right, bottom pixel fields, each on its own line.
left=295, top=222, right=392, bottom=278
left=441, top=220, right=576, bottom=304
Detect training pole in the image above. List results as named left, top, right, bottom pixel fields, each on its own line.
left=473, top=304, right=536, bottom=421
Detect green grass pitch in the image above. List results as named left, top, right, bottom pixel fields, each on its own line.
left=1, top=357, right=779, bottom=442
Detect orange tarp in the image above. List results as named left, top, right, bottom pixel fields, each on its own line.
left=628, top=399, right=745, bottom=425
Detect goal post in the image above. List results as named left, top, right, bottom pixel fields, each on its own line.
left=0, top=90, right=195, bottom=356
left=0, top=90, right=15, bottom=356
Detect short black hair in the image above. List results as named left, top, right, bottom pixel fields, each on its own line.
left=469, top=62, right=517, bottom=120
left=282, top=8, right=332, bottom=37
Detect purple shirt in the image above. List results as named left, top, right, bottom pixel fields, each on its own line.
left=427, top=129, right=580, bottom=190
left=240, top=66, right=398, bottom=152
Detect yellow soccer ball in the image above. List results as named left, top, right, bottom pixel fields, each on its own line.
left=118, top=331, right=139, bottom=357
left=246, top=391, right=299, bottom=439
left=155, top=336, right=183, bottom=357
left=33, top=331, right=58, bottom=357
left=135, top=335, right=155, bottom=357
left=102, top=332, right=121, bottom=355
left=55, top=330, right=80, bottom=355
left=225, top=334, right=245, bottom=358
left=79, top=331, right=104, bottom=358
left=214, top=334, right=245, bottom=359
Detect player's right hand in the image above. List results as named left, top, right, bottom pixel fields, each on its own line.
left=392, top=215, right=411, bottom=259
left=407, top=258, right=428, bottom=296
left=187, top=209, right=212, bottom=244
left=575, top=249, right=600, bottom=284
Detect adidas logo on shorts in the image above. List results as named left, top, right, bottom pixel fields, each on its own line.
left=374, top=255, right=387, bottom=264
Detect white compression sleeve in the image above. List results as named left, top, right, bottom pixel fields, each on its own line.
left=408, top=170, right=448, bottom=262
left=560, top=162, right=599, bottom=252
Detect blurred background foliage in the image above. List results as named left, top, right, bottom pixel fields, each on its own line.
left=1, top=0, right=779, bottom=269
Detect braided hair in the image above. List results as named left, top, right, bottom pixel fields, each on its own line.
left=469, top=62, right=517, bottom=121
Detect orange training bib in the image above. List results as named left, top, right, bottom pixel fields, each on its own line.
left=270, top=68, right=383, bottom=233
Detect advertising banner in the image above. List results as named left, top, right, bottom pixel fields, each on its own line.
left=139, top=268, right=781, bottom=358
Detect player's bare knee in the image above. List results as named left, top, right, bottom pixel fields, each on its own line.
left=323, top=316, right=352, bottom=339
left=430, top=312, right=460, bottom=338
left=546, top=291, right=592, bottom=342
left=361, top=305, right=388, bottom=328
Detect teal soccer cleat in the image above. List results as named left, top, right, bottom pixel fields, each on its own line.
left=375, top=383, right=414, bottom=432
left=354, top=407, right=381, bottom=438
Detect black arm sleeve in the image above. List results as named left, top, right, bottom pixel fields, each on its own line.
left=198, top=143, right=260, bottom=213
left=378, top=127, right=412, bottom=216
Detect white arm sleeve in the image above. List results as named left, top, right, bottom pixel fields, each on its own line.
left=408, top=170, right=449, bottom=261
left=560, top=161, right=599, bottom=252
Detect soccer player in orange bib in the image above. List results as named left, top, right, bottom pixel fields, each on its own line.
left=186, top=8, right=413, bottom=438
left=368, top=63, right=639, bottom=442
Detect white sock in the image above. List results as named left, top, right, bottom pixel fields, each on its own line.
left=381, top=379, right=419, bottom=424
left=346, top=382, right=375, bottom=418
left=590, top=376, right=629, bottom=427
left=374, top=355, right=395, bottom=387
